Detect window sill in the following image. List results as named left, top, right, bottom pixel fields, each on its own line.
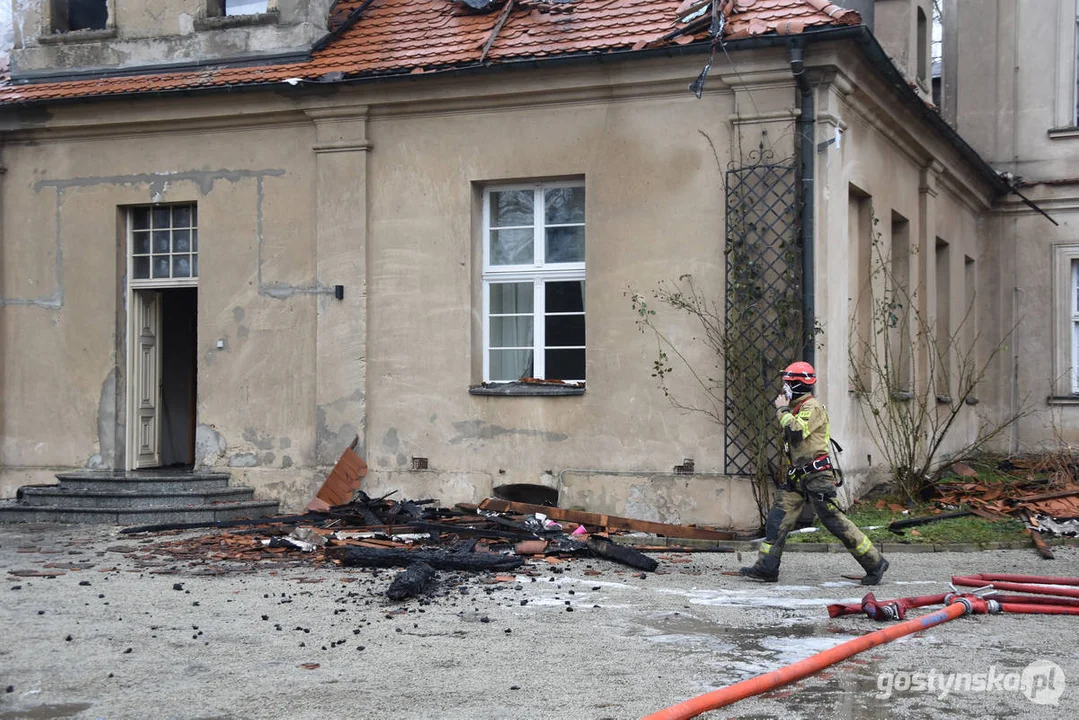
left=38, top=28, right=117, bottom=45
left=1048, top=127, right=1079, bottom=140
left=469, top=381, right=585, bottom=397
left=194, top=11, right=280, bottom=31
left=1047, top=395, right=1079, bottom=405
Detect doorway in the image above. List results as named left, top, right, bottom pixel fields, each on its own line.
left=127, top=287, right=198, bottom=469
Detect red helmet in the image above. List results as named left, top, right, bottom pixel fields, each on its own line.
left=782, top=361, right=817, bottom=385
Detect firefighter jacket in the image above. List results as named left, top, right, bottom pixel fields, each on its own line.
left=776, top=394, right=830, bottom=466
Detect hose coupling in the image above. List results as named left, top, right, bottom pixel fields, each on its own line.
left=948, top=595, right=974, bottom=615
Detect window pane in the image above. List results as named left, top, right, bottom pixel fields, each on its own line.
left=132, top=208, right=151, bottom=231
left=490, top=282, right=533, bottom=314
left=490, top=349, right=533, bottom=381
left=1074, top=259, right=1079, bottom=312
left=152, top=207, right=171, bottom=228
left=545, top=226, right=585, bottom=263
left=491, top=316, right=533, bottom=348
left=545, top=349, right=585, bottom=380
left=173, top=206, right=192, bottom=228
left=545, top=315, right=585, bottom=347
left=490, top=228, right=534, bottom=266
left=133, top=256, right=150, bottom=279
left=153, top=231, right=171, bottom=253
left=192, top=229, right=198, bottom=252
left=152, top=256, right=171, bottom=278
left=545, top=186, right=585, bottom=224
left=546, top=281, right=585, bottom=313
left=173, top=255, right=192, bottom=278
left=192, top=255, right=198, bottom=278
left=173, top=229, right=191, bottom=253
left=490, top=190, right=534, bottom=227
left=133, top=231, right=150, bottom=255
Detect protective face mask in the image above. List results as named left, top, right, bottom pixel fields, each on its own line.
left=783, top=383, right=794, bottom=401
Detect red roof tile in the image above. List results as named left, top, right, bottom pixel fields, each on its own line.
left=0, top=0, right=859, bottom=104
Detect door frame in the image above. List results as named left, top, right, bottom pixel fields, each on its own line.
left=123, top=205, right=199, bottom=470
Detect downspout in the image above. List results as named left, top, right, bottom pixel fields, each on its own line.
left=791, top=42, right=815, bottom=365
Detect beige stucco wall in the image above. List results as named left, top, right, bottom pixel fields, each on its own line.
left=948, top=0, right=1079, bottom=451
left=0, top=95, right=326, bottom=502
left=0, top=57, right=773, bottom=529
left=950, top=0, right=1079, bottom=178
left=810, top=41, right=996, bottom=497
left=0, top=38, right=1009, bottom=528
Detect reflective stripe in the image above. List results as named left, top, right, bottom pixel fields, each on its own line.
left=760, top=542, right=773, bottom=555
left=853, top=536, right=873, bottom=556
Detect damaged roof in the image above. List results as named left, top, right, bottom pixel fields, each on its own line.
left=0, top=0, right=860, bottom=105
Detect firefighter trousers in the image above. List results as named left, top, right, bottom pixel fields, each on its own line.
left=754, top=472, right=882, bottom=575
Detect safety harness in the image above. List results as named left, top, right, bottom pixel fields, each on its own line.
left=785, top=439, right=846, bottom=488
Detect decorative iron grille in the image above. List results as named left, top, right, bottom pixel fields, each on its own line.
left=724, top=145, right=802, bottom=476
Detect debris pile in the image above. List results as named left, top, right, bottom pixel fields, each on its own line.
left=886, top=458, right=1079, bottom=558
left=113, top=489, right=734, bottom=600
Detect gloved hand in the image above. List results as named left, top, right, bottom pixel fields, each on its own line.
left=773, top=393, right=788, bottom=409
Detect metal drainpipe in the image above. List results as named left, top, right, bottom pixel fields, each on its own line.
left=791, top=43, right=815, bottom=366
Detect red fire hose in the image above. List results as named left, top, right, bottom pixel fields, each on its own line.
left=641, top=600, right=973, bottom=720
left=953, top=574, right=1079, bottom=599
left=828, top=592, right=947, bottom=620
left=646, top=573, right=1079, bottom=720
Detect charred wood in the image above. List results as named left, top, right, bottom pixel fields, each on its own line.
left=387, top=562, right=437, bottom=600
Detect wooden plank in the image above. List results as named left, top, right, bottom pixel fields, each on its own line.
left=477, top=498, right=735, bottom=540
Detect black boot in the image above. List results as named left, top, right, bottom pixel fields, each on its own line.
left=739, top=565, right=779, bottom=583
left=861, top=558, right=889, bottom=586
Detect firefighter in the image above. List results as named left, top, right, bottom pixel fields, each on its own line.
left=740, top=361, right=889, bottom=585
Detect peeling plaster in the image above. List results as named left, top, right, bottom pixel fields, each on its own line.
left=316, top=389, right=365, bottom=463
left=5, top=170, right=290, bottom=310
left=195, top=424, right=227, bottom=466
left=382, top=428, right=399, bottom=452
left=449, top=420, right=568, bottom=444
left=32, top=168, right=286, bottom=197
left=254, top=176, right=335, bottom=300
left=242, top=427, right=276, bottom=450
left=178, top=12, right=195, bottom=34
left=229, top=453, right=258, bottom=468
left=92, top=367, right=118, bottom=469
left=282, top=455, right=293, bottom=468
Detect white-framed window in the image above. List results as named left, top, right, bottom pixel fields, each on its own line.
left=1052, top=244, right=1079, bottom=395
left=128, top=204, right=199, bottom=287
left=1072, top=260, right=1079, bottom=393
left=482, top=181, right=585, bottom=383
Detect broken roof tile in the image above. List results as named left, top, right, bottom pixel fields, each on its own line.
left=0, top=0, right=860, bottom=105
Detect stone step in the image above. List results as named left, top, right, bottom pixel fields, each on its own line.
left=54, top=471, right=232, bottom=493
left=0, top=499, right=281, bottom=526
left=17, top=486, right=257, bottom=509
